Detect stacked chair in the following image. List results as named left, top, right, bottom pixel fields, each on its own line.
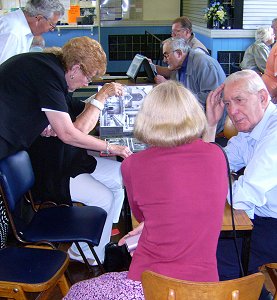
left=0, top=150, right=108, bottom=278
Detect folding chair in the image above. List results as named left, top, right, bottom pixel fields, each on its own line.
left=0, top=150, right=107, bottom=274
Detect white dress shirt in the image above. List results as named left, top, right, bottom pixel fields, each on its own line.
left=0, top=9, right=33, bottom=64
left=225, top=102, right=277, bottom=219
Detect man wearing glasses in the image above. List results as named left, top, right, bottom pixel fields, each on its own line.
left=0, top=0, right=64, bottom=64
left=157, top=37, right=226, bottom=133
left=171, top=16, right=209, bottom=55
left=154, top=16, right=209, bottom=82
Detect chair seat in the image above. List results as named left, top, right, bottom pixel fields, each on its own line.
left=22, top=206, right=107, bottom=245
left=0, top=247, right=68, bottom=285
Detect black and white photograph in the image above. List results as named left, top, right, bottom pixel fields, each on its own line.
left=99, top=85, right=152, bottom=137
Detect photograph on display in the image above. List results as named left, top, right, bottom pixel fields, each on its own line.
left=99, top=85, right=153, bottom=137
left=101, top=137, right=148, bottom=154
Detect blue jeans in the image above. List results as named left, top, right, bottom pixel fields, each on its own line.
left=217, top=215, right=277, bottom=300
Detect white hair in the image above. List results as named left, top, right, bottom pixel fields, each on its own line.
left=225, top=70, right=270, bottom=96
left=24, top=0, right=65, bottom=19
left=162, top=37, right=191, bottom=54
left=255, top=26, right=273, bottom=43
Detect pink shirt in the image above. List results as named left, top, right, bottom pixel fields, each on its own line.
left=121, top=139, right=228, bottom=282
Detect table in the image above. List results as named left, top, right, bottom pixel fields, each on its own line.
left=220, top=203, right=253, bottom=277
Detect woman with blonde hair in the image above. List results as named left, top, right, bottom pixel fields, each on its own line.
left=63, top=81, right=228, bottom=300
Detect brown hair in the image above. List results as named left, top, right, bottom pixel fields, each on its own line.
left=172, top=16, right=192, bottom=32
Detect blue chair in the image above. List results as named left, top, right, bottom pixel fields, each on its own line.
left=0, top=150, right=107, bottom=274
left=0, top=246, right=69, bottom=299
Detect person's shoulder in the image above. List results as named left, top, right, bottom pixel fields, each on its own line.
left=253, top=41, right=269, bottom=50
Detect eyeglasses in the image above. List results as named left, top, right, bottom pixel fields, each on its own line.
left=163, top=50, right=177, bottom=59
left=42, top=16, right=57, bottom=30
left=171, top=28, right=186, bottom=35
left=80, top=65, right=93, bottom=83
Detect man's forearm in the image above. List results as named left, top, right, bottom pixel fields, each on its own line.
left=156, top=65, right=171, bottom=78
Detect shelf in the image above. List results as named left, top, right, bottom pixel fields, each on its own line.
left=55, top=24, right=98, bottom=36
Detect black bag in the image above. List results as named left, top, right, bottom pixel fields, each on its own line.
left=103, top=242, right=132, bottom=272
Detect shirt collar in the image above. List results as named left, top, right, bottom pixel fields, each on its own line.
left=18, top=9, right=33, bottom=37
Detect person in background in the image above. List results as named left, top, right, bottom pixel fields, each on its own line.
left=29, top=35, right=45, bottom=52
left=156, top=37, right=226, bottom=133
left=171, top=16, right=209, bottom=54
left=155, top=16, right=209, bottom=79
left=29, top=82, right=125, bottom=266
left=0, top=36, right=131, bottom=248
left=262, top=42, right=277, bottom=103
left=240, top=26, right=275, bottom=75
left=204, top=70, right=277, bottom=300
left=0, top=0, right=64, bottom=64
left=271, top=18, right=277, bottom=40
left=63, top=81, right=228, bottom=300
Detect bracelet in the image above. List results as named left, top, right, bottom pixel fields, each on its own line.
left=87, top=95, right=104, bottom=111
left=106, top=141, right=112, bottom=155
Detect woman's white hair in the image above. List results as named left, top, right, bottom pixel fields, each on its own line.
left=255, top=26, right=273, bottom=43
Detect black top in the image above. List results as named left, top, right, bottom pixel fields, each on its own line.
left=0, top=52, right=68, bottom=159
left=28, top=95, right=97, bottom=205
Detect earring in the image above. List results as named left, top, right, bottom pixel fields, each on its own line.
left=70, top=75, right=74, bottom=79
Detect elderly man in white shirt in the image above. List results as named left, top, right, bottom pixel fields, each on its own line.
left=204, top=69, right=277, bottom=300
left=0, top=0, right=64, bottom=64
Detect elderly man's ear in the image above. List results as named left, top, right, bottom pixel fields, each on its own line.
left=259, top=89, right=270, bottom=107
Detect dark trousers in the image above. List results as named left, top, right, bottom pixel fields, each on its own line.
left=217, top=215, right=277, bottom=300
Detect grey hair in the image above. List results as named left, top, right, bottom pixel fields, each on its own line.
left=255, top=26, right=273, bottom=43
left=225, top=70, right=270, bottom=96
left=162, top=37, right=191, bottom=54
left=24, top=0, right=65, bottom=19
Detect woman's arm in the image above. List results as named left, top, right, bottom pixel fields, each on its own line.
left=74, top=82, right=124, bottom=134
left=45, top=110, right=131, bottom=158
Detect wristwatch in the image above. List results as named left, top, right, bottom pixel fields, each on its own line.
left=86, top=94, right=104, bottom=111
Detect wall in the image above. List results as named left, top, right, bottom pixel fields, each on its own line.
left=243, top=0, right=277, bottom=29
left=143, top=0, right=180, bottom=21
left=43, top=27, right=99, bottom=48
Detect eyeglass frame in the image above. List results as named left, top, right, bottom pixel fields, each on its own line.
left=171, top=28, right=187, bottom=35
left=162, top=50, right=177, bottom=60
left=80, top=65, right=94, bottom=84
left=42, top=15, right=57, bottom=30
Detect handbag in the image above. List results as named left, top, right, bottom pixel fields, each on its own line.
left=103, top=242, right=132, bottom=272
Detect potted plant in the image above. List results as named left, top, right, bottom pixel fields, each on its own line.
left=204, top=1, right=228, bottom=29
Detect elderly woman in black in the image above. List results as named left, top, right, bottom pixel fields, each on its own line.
left=0, top=36, right=131, bottom=247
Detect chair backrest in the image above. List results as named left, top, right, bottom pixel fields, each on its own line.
left=260, top=263, right=277, bottom=300
left=0, top=151, right=34, bottom=213
left=142, top=270, right=265, bottom=300
left=223, top=115, right=238, bottom=140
